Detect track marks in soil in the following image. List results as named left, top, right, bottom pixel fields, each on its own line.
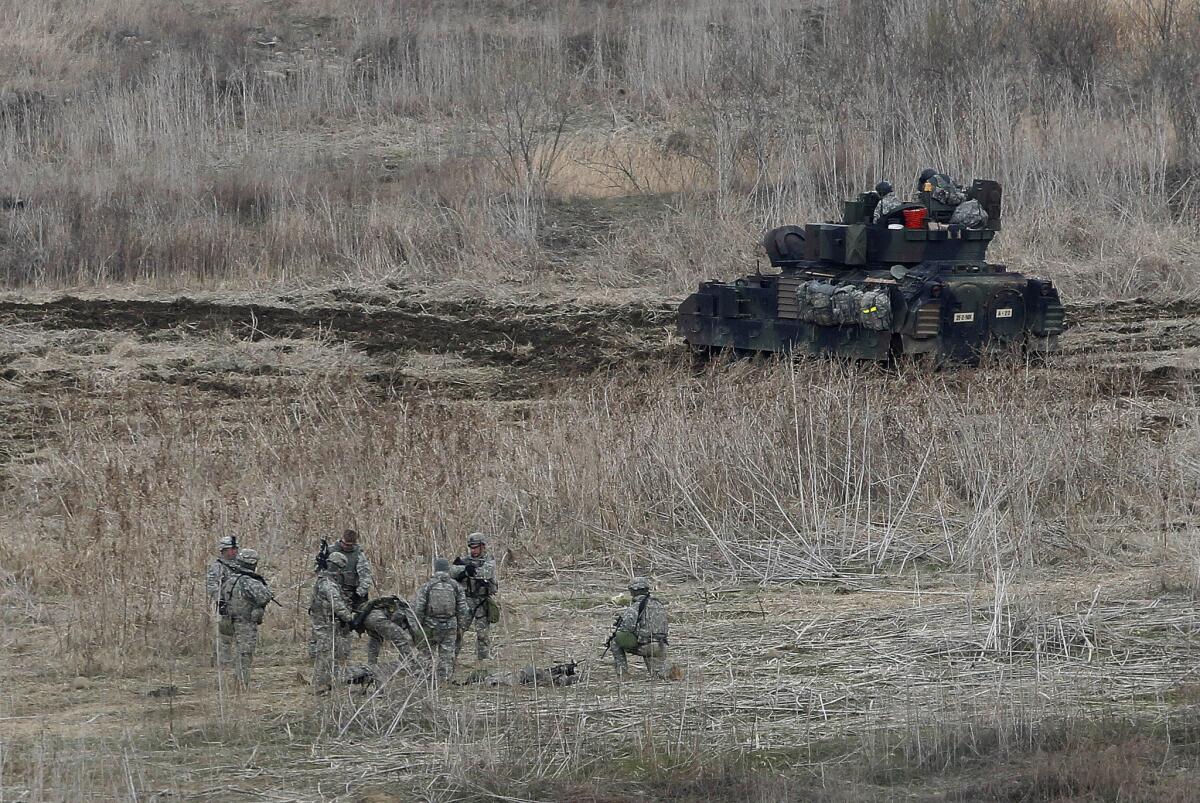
left=0, top=295, right=676, bottom=396
left=1, top=294, right=1198, bottom=405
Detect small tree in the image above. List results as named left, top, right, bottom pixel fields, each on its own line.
left=1130, top=0, right=1200, bottom=165
left=484, top=72, right=576, bottom=243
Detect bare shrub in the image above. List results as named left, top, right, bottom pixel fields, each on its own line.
left=1, top=0, right=1198, bottom=296
left=4, top=358, right=1194, bottom=669
left=1025, top=0, right=1119, bottom=92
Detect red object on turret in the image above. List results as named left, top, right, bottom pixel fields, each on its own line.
left=902, top=208, right=928, bottom=229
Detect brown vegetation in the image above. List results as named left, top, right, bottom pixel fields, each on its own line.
left=3, top=1, right=1200, bottom=799
left=1, top=0, right=1199, bottom=296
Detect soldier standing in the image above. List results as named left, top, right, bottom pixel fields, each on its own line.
left=608, top=577, right=669, bottom=678
left=206, top=536, right=239, bottom=608
left=218, top=549, right=275, bottom=687
left=327, top=529, right=416, bottom=667
left=329, top=529, right=374, bottom=608
left=206, top=536, right=239, bottom=668
left=309, top=551, right=356, bottom=693
left=414, top=558, right=469, bottom=680
left=449, top=532, right=498, bottom=660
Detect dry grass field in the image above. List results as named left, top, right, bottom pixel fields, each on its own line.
left=2, top=0, right=1200, bottom=801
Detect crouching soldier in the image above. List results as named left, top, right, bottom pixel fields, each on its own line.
left=310, top=551, right=356, bottom=693
left=414, top=558, right=469, bottom=681
left=218, top=549, right=275, bottom=687
left=449, top=532, right=498, bottom=660
left=608, top=577, right=669, bottom=679
left=355, top=595, right=423, bottom=670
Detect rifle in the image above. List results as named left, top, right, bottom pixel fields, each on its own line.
left=601, top=613, right=622, bottom=656
left=314, top=538, right=329, bottom=572
left=225, top=563, right=284, bottom=608
left=549, top=659, right=578, bottom=679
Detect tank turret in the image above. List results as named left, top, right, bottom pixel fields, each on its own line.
left=677, top=178, right=1064, bottom=365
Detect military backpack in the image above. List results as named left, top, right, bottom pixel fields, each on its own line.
left=426, top=579, right=458, bottom=619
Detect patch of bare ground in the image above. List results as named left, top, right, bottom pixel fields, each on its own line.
left=1, top=293, right=1199, bottom=406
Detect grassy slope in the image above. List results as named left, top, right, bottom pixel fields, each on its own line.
left=0, top=0, right=1198, bottom=297
left=2, top=1, right=1200, bottom=799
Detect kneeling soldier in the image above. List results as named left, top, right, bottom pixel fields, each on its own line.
left=449, top=532, right=498, bottom=660
left=218, top=549, right=275, bottom=687
left=415, top=558, right=469, bottom=681
left=310, top=551, right=356, bottom=693
left=608, top=577, right=669, bottom=678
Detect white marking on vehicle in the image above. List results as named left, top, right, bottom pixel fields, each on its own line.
left=953, top=312, right=975, bottom=323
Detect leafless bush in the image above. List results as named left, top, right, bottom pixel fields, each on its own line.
left=3, top=358, right=1194, bottom=669
left=1025, top=0, right=1119, bottom=92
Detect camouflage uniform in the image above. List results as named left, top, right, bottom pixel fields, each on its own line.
left=610, top=577, right=669, bottom=678
left=949, top=199, right=988, bottom=229
left=361, top=598, right=422, bottom=668
left=448, top=533, right=498, bottom=660
left=206, top=537, right=238, bottom=670
left=206, top=557, right=235, bottom=604
left=873, top=195, right=905, bottom=223
left=309, top=552, right=356, bottom=691
left=328, top=533, right=374, bottom=606
left=462, top=663, right=579, bottom=687
left=219, top=550, right=274, bottom=686
left=414, top=559, right=469, bottom=680
left=918, top=169, right=966, bottom=205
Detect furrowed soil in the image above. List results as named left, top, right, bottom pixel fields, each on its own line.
left=0, top=291, right=1197, bottom=406
left=1, top=289, right=1199, bottom=801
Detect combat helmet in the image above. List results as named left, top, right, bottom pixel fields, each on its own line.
left=433, top=557, right=451, bottom=573
left=237, top=549, right=259, bottom=569
left=326, top=551, right=349, bottom=571
left=628, top=576, right=651, bottom=596
left=467, top=532, right=487, bottom=547
left=874, top=180, right=893, bottom=197
left=218, top=536, right=236, bottom=552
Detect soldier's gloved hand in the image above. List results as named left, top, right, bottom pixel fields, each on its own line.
left=356, top=587, right=369, bottom=600
left=464, top=564, right=476, bottom=577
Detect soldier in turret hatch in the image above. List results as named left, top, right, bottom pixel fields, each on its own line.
left=916, top=168, right=966, bottom=205
left=872, top=180, right=904, bottom=223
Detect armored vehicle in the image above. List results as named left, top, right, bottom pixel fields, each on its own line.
left=677, top=179, right=1064, bottom=365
